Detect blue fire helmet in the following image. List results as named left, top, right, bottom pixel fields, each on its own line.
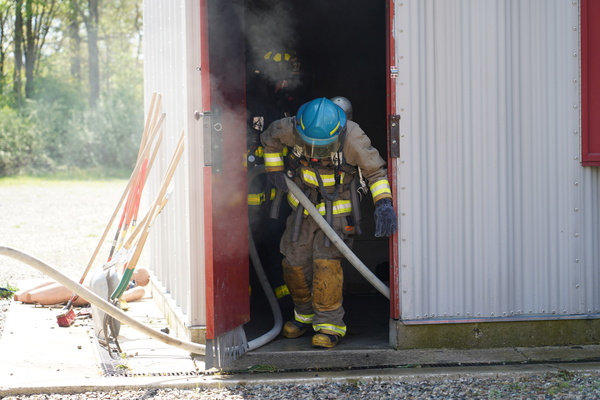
left=294, top=98, right=347, bottom=158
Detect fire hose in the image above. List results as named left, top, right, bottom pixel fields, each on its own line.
left=283, top=174, right=391, bottom=299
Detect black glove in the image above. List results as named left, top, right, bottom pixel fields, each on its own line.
left=374, top=198, right=397, bottom=237
left=267, top=170, right=288, bottom=191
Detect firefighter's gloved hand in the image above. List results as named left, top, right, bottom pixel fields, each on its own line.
left=374, top=198, right=397, bottom=237
left=267, top=170, right=288, bottom=191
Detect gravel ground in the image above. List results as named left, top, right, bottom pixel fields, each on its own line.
left=2, top=181, right=600, bottom=399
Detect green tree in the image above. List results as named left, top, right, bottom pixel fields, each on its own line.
left=23, top=0, right=58, bottom=98
left=0, top=1, right=13, bottom=95
left=0, top=0, right=144, bottom=176
left=13, top=0, right=23, bottom=104
left=71, top=0, right=99, bottom=108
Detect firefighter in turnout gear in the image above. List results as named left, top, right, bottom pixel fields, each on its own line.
left=261, top=97, right=397, bottom=348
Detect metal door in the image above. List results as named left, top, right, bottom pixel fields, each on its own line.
left=200, top=0, right=249, bottom=347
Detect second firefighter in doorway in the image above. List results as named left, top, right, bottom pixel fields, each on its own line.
left=261, top=97, right=397, bottom=348
left=246, top=49, right=309, bottom=315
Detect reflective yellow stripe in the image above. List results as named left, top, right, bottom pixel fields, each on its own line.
left=248, top=189, right=277, bottom=206
left=287, top=193, right=352, bottom=216
left=274, top=285, right=290, bottom=299
left=255, top=146, right=264, bottom=157
left=313, top=323, right=347, bottom=337
left=329, top=121, right=340, bottom=136
left=265, top=51, right=291, bottom=62
left=301, top=169, right=344, bottom=187
left=370, top=179, right=392, bottom=198
left=264, top=152, right=284, bottom=169
left=295, top=311, right=314, bottom=324
left=248, top=193, right=264, bottom=206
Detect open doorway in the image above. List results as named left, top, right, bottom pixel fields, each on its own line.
left=243, top=0, right=391, bottom=351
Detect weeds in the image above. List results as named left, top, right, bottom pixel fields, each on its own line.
left=0, top=283, right=19, bottom=299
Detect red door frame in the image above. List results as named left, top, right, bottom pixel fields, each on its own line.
left=386, top=0, right=400, bottom=320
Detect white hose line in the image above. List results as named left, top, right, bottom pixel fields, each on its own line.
left=247, top=227, right=283, bottom=350
left=0, top=246, right=206, bottom=355
left=285, top=177, right=391, bottom=300
left=246, top=166, right=284, bottom=350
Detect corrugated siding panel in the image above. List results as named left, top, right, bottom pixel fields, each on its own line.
left=395, top=0, right=600, bottom=322
left=143, top=0, right=206, bottom=325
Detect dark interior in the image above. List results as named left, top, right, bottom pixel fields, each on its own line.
left=243, top=0, right=391, bottom=350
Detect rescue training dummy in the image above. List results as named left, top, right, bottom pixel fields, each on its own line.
left=261, top=97, right=397, bottom=348
left=14, top=268, right=150, bottom=305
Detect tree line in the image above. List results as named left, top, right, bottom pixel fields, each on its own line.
left=0, top=0, right=144, bottom=177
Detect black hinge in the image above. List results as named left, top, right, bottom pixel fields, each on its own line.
left=389, top=114, right=401, bottom=158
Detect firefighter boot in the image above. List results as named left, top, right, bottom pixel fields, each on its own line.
left=312, top=332, right=341, bottom=348
left=282, top=320, right=311, bottom=338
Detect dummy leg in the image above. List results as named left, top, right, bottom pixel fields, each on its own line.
left=24, top=282, right=89, bottom=306
left=14, top=280, right=54, bottom=301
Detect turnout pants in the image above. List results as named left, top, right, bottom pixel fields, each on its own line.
left=280, top=208, right=356, bottom=337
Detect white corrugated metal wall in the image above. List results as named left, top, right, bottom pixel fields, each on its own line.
left=143, top=0, right=206, bottom=326
left=395, top=0, right=600, bottom=322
